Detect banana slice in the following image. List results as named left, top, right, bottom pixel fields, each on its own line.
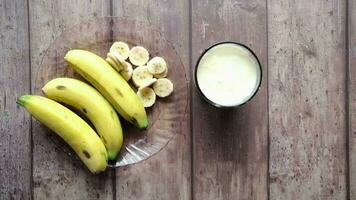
left=147, top=57, right=167, bottom=75
left=110, top=41, right=130, bottom=60
left=153, top=78, right=174, bottom=98
left=107, top=52, right=124, bottom=71
left=121, top=60, right=132, bottom=71
left=105, top=57, right=122, bottom=72
left=120, top=70, right=132, bottom=81
left=137, top=87, right=156, bottom=108
left=153, top=67, right=168, bottom=78
left=112, top=51, right=127, bottom=66
left=120, top=61, right=133, bottom=81
left=138, top=78, right=157, bottom=89
left=129, top=46, right=149, bottom=66
left=132, top=65, right=154, bottom=87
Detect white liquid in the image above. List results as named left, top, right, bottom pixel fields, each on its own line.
left=197, top=43, right=261, bottom=107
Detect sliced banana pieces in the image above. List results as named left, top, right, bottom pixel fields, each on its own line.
left=137, top=87, right=156, bottom=108
left=107, top=52, right=124, bottom=72
left=138, top=78, right=157, bottom=89
left=110, top=41, right=130, bottom=60
left=147, top=57, right=167, bottom=75
left=112, top=51, right=126, bottom=64
left=129, top=46, right=149, bottom=66
left=132, top=65, right=154, bottom=87
left=153, top=78, right=174, bottom=98
left=105, top=57, right=120, bottom=71
left=107, top=41, right=174, bottom=107
left=153, top=67, right=168, bottom=78
left=120, top=61, right=133, bottom=81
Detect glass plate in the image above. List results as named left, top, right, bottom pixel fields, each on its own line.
left=34, top=17, right=188, bottom=168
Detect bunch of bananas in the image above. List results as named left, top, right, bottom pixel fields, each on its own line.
left=17, top=44, right=154, bottom=173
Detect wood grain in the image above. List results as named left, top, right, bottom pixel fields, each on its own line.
left=268, top=0, right=348, bottom=199
left=0, top=0, right=31, bottom=199
left=349, top=0, right=356, bottom=198
left=112, top=1, right=191, bottom=199
left=0, top=0, right=353, bottom=199
left=191, top=0, right=268, bottom=199
left=28, top=1, right=114, bottom=199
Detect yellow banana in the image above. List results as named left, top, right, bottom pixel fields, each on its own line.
left=17, top=95, right=107, bottom=173
left=64, top=49, right=148, bottom=129
left=42, top=78, right=123, bottom=160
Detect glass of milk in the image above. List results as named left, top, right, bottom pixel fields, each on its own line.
left=195, top=42, right=262, bottom=108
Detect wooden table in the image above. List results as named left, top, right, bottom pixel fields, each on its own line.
left=0, top=0, right=355, bottom=199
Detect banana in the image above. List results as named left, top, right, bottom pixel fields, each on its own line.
left=137, top=87, right=156, bottom=108
left=129, top=46, right=149, bottom=66
left=42, top=78, right=123, bottom=160
left=147, top=57, right=167, bottom=75
left=110, top=41, right=130, bottom=60
left=132, top=65, right=155, bottom=88
left=120, top=61, right=133, bottom=81
left=17, top=95, right=107, bottom=173
left=107, top=52, right=124, bottom=72
left=153, top=78, right=174, bottom=98
left=65, top=49, right=148, bottom=129
left=153, top=67, right=168, bottom=78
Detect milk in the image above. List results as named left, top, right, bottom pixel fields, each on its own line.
left=196, top=43, right=261, bottom=107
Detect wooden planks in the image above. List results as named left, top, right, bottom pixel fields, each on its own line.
left=191, top=0, right=268, bottom=199
left=349, top=0, right=356, bottom=198
left=268, top=0, right=348, bottom=199
left=28, top=0, right=114, bottom=199
left=0, top=0, right=31, bottom=199
left=112, top=1, right=191, bottom=199
left=0, top=0, right=354, bottom=199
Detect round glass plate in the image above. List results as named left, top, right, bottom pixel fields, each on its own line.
left=34, top=17, right=188, bottom=168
